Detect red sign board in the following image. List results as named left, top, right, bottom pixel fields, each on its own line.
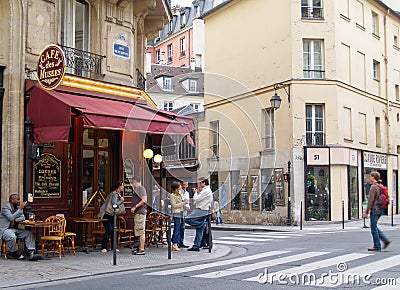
left=37, top=44, right=65, bottom=90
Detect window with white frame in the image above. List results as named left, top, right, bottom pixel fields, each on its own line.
left=373, top=60, right=380, bottom=81
left=395, top=84, right=399, bottom=101
left=303, top=39, right=324, bottom=79
left=306, top=104, right=325, bottom=146
left=372, top=11, right=379, bottom=36
left=163, top=102, right=174, bottom=111
left=190, top=103, right=200, bottom=112
left=168, top=20, right=173, bottom=32
left=210, top=121, right=219, bottom=156
left=394, top=25, right=399, bottom=47
left=375, top=117, right=381, bottom=147
left=264, top=108, right=274, bottom=149
left=167, top=44, right=173, bottom=62
left=180, top=37, right=186, bottom=56
left=188, top=79, right=198, bottom=92
left=301, top=0, right=323, bottom=19
left=163, top=77, right=172, bottom=90
left=194, top=5, right=200, bottom=17
left=156, top=50, right=161, bottom=63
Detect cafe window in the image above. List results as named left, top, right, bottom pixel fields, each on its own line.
left=231, top=171, right=241, bottom=210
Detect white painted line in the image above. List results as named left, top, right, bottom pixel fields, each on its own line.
left=217, top=236, right=272, bottom=242
left=213, top=240, right=253, bottom=245
left=313, top=255, right=400, bottom=287
left=245, top=253, right=371, bottom=282
left=193, top=251, right=329, bottom=279
left=145, top=250, right=289, bottom=276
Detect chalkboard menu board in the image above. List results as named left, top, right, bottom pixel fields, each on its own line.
left=123, top=158, right=134, bottom=196
left=274, top=168, right=284, bottom=205
left=33, top=153, right=61, bottom=198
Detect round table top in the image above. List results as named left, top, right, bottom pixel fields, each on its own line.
left=20, top=220, right=58, bottom=227
left=72, top=218, right=107, bottom=223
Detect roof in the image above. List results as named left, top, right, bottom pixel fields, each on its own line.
left=146, top=64, right=204, bottom=96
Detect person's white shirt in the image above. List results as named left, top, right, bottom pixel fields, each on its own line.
left=193, top=185, right=213, bottom=210
left=180, top=188, right=190, bottom=210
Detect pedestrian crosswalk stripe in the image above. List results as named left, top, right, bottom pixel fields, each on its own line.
left=217, top=236, right=272, bottom=242
left=213, top=240, right=253, bottom=245
left=371, top=277, right=400, bottom=289
left=244, top=253, right=371, bottom=282
left=192, top=251, right=329, bottom=279
left=237, top=233, right=291, bottom=239
left=145, top=250, right=289, bottom=276
left=313, top=255, right=400, bottom=287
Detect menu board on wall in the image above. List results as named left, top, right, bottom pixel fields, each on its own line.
left=33, top=153, right=61, bottom=198
left=274, top=168, right=284, bottom=205
left=240, top=175, right=249, bottom=209
left=123, top=158, right=134, bottom=196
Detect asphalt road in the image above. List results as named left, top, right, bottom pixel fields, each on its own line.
left=28, top=227, right=399, bottom=290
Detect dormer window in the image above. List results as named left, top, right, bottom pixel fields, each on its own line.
left=189, top=79, right=198, bottom=92
left=163, top=77, right=173, bottom=90
left=194, top=6, right=199, bottom=17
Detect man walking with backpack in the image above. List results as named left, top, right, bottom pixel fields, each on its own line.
left=363, top=171, right=391, bottom=252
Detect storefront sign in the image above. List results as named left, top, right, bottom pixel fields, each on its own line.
left=363, top=152, right=387, bottom=169
left=33, top=153, right=61, bottom=198
left=123, top=158, right=134, bottom=196
left=307, top=148, right=329, bottom=165
left=37, top=44, right=65, bottom=90
left=113, top=34, right=130, bottom=59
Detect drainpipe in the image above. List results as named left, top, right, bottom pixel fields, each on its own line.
left=384, top=10, right=390, bottom=153
left=0, top=66, right=5, bottom=196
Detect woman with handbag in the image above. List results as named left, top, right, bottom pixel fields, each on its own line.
left=98, top=182, right=125, bottom=253
left=170, top=181, right=189, bottom=251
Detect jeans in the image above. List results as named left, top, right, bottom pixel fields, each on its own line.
left=370, top=209, right=388, bottom=249
left=185, top=208, right=208, bottom=248
left=179, top=218, right=186, bottom=246
left=172, top=216, right=182, bottom=245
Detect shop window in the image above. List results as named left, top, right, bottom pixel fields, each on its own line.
left=306, top=104, right=325, bottom=146
left=349, top=166, right=359, bottom=219
left=261, top=168, right=275, bottom=211
left=306, top=166, right=330, bottom=221
left=231, top=171, right=241, bottom=210
left=250, top=175, right=259, bottom=210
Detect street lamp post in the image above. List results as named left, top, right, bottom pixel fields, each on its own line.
left=270, top=83, right=292, bottom=226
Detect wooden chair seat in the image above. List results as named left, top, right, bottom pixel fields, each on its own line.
left=1, top=239, right=7, bottom=259
left=145, top=212, right=167, bottom=248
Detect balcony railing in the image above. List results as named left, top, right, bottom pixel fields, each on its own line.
left=136, top=69, right=146, bottom=90
left=306, top=132, right=325, bottom=146
left=301, top=7, right=323, bottom=19
left=60, top=45, right=104, bottom=77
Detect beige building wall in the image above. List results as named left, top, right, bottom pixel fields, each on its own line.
left=201, top=0, right=400, bottom=224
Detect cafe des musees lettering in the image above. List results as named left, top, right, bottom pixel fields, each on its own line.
left=37, top=44, right=66, bottom=90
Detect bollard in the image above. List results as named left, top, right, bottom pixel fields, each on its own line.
left=362, top=201, right=368, bottom=228
left=342, top=199, right=345, bottom=230
left=300, top=201, right=303, bottom=231
left=208, top=212, right=212, bottom=253
left=112, top=205, right=117, bottom=266
left=167, top=209, right=171, bottom=260
left=391, top=199, right=394, bottom=227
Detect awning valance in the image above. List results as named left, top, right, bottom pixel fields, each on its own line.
left=26, top=81, right=194, bottom=143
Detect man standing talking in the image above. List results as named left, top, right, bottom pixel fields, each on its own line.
left=178, top=181, right=190, bottom=248
left=185, top=178, right=213, bottom=252
left=131, top=176, right=147, bottom=255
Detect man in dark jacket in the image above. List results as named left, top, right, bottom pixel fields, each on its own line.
left=0, top=194, right=36, bottom=260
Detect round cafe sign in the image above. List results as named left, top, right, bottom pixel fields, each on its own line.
left=37, top=44, right=66, bottom=90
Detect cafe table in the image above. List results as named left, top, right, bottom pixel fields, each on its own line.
left=20, top=220, right=58, bottom=252
left=72, top=218, right=106, bottom=254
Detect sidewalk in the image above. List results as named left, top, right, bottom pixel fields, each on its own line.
left=2, top=214, right=398, bottom=289
left=1, top=244, right=231, bottom=289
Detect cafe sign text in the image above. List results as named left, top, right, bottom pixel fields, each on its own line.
left=363, top=152, right=387, bottom=169
left=37, top=44, right=66, bottom=90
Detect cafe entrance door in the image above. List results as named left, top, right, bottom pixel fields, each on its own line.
left=82, top=129, right=118, bottom=217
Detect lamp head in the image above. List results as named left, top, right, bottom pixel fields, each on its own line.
left=270, top=92, right=282, bottom=110
left=143, top=148, right=154, bottom=159
left=154, top=154, right=163, bottom=163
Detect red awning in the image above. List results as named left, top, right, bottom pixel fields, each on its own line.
left=26, top=82, right=194, bottom=143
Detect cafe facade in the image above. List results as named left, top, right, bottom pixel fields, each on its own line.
left=0, top=0, right=194, bottom=220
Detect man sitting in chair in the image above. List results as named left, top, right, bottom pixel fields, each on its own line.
left=0, top=194, right=38, bottom=260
